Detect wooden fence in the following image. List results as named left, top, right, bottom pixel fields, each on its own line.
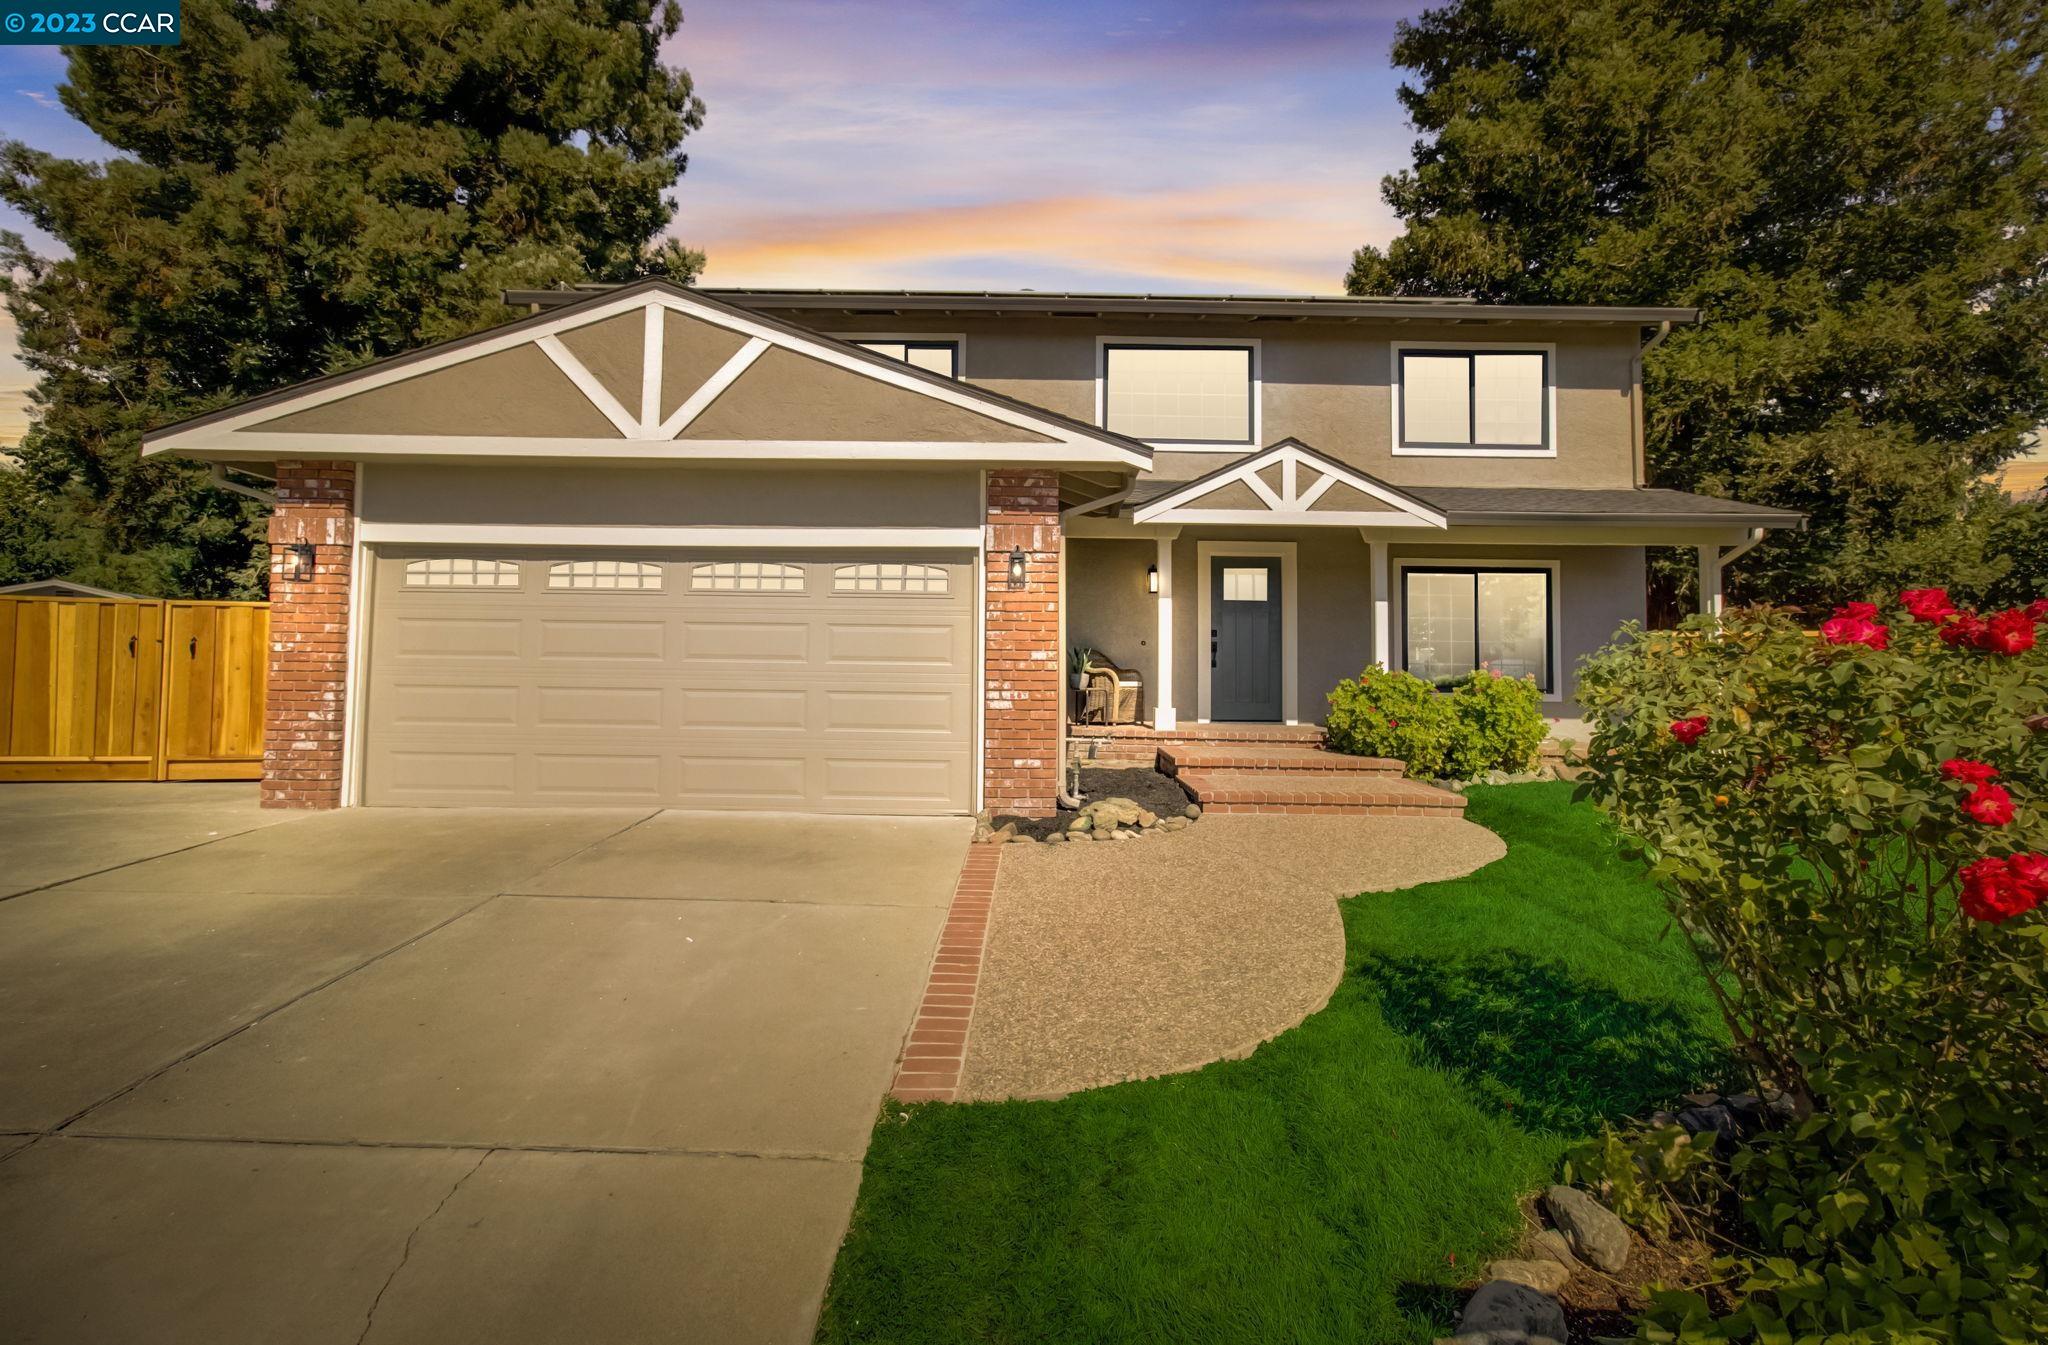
left=0, top=596, right=269, bottom=782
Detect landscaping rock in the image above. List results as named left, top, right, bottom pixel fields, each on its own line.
left=1088, top=797, right=1144, bottom=828
left=991, top=821, right=1018, bottom=844
left=1545, top=1184, right=1630, bottom=1274
left=1528, top=1229, right=1580, bottom=1272
left=1457, top=1279, right=1568, bottom=1344
left=1092, top=828, right=1118, bottom=841
left=1486, top=1258, right=1569, bottom=1295
left=1183, top=803, right=1202, bottom=820
left=1137, top=808, right=1157, bottom=827
left=1068, top=814, right=1093, bottom=833
left=1160, top=816, right=1189, bottom=832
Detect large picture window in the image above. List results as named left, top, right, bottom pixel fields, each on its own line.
left=1396, top=349, right=1549, bottom=453
left=1102, top=343, right=1254, bottom=444
left=1402, top=566, right=1553, bottom=692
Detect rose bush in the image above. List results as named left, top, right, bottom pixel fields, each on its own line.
left=1576, top=592, right=2048, bottom=1344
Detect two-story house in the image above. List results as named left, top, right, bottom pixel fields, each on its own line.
left=144, top=279, right=1800, bottom=817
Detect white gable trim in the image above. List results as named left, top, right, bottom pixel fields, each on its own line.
left=144, top=284, right=1150, bottom=469
left=1132, top=439, right=1447, bottom=529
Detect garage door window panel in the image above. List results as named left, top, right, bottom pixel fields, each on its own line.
left=405, top=557, right=522, bottom=589
left=690, top=561, right=807, bottom=593
left=547, top=559, right=664, bottom=592
left=832, top=562, right=950, bottom=595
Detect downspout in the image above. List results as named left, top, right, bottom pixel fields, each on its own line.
left=1632, top=320, right=1672, bottom=488
left=1056, top=526, right=1082, bottom=810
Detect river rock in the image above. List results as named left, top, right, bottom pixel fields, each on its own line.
left=1545, top=1184, right=1630, bottom=1273
left=1486, top=1258, right=1569, bottom=1294
left=1457, top=1279, right=1568, bottom=1344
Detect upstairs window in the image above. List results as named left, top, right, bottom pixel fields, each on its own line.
left=854, top=340, right=959, bottom=378
left=1395, top=349, right=1549, bottom=454
left=1101, top=343, right=1255, bottom=445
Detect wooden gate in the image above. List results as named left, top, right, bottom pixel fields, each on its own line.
left=0, top=596, right=269, bottom=782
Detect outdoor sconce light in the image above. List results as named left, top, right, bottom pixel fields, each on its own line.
left=1007, top=545, right=1027, bottom=589
left=288, top=542, right=315, bottom=582
left=1147, top=564, right=1160, bottom=594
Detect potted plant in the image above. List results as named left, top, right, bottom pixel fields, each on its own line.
left=1069, top=646, right=1094, bottom=690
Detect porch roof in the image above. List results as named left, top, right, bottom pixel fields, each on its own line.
left=1121, top=452, right=1802, bottom=530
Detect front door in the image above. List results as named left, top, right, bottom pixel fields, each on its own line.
left=1210, top=557, right=1282, bottom=721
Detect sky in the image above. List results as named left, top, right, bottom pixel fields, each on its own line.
left=0, top=0, right=1424, bottom=447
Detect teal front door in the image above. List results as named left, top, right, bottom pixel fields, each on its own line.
left=1211, top=557, right=1282, bottom=721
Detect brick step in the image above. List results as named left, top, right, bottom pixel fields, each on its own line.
left=1159, top=745, right=1403, bottom=776
left=1177, top=769, right=1468, bottom=816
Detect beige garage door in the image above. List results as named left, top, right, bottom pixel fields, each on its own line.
left=361, top=549, right=976, bottom=813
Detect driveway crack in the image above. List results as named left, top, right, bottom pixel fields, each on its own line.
left=357, top=1147, right=492, bottom=1345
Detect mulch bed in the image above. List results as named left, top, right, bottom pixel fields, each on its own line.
left=993, top=766, right=1196, bottom=840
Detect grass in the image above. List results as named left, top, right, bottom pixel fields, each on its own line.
left=815, top=784, right=1732, bottom=1345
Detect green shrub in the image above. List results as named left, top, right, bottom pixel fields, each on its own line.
left=1576, top=594, right=2048, bottom=1344
left=1442, top=669, right=1548, bottom=779
left=1325, top=666, right=1454, bottom=777
left=1325, top=666, right=1548, bottom=779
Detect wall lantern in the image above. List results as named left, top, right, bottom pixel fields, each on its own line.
left=1147, top=564, right=1160, bottom=595
left=288, top=542, right=316, bottom=582
left=1007, top=545, right=1027, bottom=589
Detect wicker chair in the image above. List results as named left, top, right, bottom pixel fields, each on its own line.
left=1079, top=653, right=1145, bottom=725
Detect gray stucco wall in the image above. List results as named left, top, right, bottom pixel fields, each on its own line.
left=359, top=464, right=984, bottom=530
left=788, top=313, right=1642, bottom=490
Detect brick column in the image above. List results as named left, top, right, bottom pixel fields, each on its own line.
left=262, top=460, right=356, bottom=809
left=983, top=469, right=1061, bottom=815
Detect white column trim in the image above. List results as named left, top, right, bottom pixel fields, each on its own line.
left=1154, top=533, right=1177, bottom=729
left=1194, top=540, right=1299, bottom=724
left=1370, top=538, right=1390, bottom=671
left=339, top=462, right=370, bottom=807
left=1698, top=545, right=1724, bottom=618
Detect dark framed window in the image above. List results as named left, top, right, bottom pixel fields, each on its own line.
left=1396, top=349, right=1549, bottom=452
left=1102, top=343, right=1255, bottom=444
left=854, top=340, right=959, bottom=378
left=1401, top=566, right=1554, bottom=693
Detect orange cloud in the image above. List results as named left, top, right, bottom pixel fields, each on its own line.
left=694, top=184, right=1383, bottom=293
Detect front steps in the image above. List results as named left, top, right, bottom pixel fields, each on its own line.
left=1160, top=744, right=1468, bottom=817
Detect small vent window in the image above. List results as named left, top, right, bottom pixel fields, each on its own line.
left=690, top=561, right=806, bottom=592
left=833, top=562, right=949, bottom=594
left=404, top=557, right=521, bottom=589
left=547, top=560, right=664, bottom=592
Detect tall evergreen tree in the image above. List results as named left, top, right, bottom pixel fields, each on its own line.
left=1, top=0, right=705, bottom=596
left=1349, top=0, right=2047, bottom=607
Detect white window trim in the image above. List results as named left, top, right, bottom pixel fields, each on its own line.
left=1097, top=335, right=1262, bottom=452
left=1388, top=340, right=1559, bottom=459
left=1391, top=555, right=1565, bottom=701
left=838, top=332, right=967, bottom=379
left=546, top=558, right=666, bottom=593
left=1194, top=540, right=1299, bottom=724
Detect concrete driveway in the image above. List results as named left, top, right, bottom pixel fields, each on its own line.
left=0, top=784, right=968, bottom=1344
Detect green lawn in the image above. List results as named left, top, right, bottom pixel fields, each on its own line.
left=816, top=784, right=1730, bottom=1344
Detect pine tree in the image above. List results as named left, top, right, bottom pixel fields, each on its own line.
left=1349, top=0, right=2048, bottom=607
left=1, top=0, right=705, bottom=596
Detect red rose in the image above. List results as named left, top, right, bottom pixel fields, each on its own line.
left=2013, top=853, right=2048, bottom=894
left=1941, top=759, right=2000, bottom=784
left=1821, top=615, right=1889, bottom=649
left=1939, top=612, right=1987, bottom=647
left=1669, top=715, right=1710, bottom=745
left=2028, top=599, right=2048, bottom=621
left=1963, top=782, right=2016, bottom=826
left=1899, top=588, right=1958, bottom=623
left=1832, top=601, right=1881, bottom=621
left=1978, top=610, right=2037, bottom=656
left=1960, top=856, right=2042, bottom=923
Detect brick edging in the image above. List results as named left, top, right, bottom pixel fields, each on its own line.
left=889, top=844, right=1001, bottom=1102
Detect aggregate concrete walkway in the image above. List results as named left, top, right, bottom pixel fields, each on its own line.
left=958, top=813, right=1506, bottom=1101
left=0, top=785, right=969, bottom=1345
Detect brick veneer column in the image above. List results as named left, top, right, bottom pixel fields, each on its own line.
left=983, top=469, right=1062, bottom=815
left=262, top=460, right=356, bottom=809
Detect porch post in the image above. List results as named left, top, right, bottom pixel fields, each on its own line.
left=1697, top=545, right=1723, bottom=618
left=1153, top=533, right=1176, bottom=729
left=1370, top=539, right=1391, bottom=670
